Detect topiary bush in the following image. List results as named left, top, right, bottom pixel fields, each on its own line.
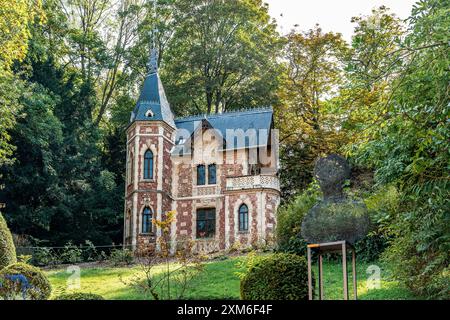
left=0, top=262, right=51, bottom=300
left=53, top=292, right=105, bottom=300
left=0, top=212, right=17, bottom=269
left=240, top=253, right=313, bottom=300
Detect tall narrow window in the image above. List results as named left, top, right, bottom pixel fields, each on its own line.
left=143, top=150, right=153, bottom=179
left=197, top=165, right=205, bottom=185
left=239, top=204, right=249, bottom=231
left=142, top=207, right=152, bottom=233
left=208, top=164, right=216, bottom=184
left=196, top=208, right=215, bottom=238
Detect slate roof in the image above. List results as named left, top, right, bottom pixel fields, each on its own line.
left=130, top=49, right=175, bottom=128
left=172, top=108, right=274, bottom=152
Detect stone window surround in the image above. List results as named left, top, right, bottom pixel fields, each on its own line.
left=194, top=162, right=219, bottom=187
left=195, top=207, right=216, bottom=240
left=139, top=205, right=155, bottom=235
left=234, top=197, right=254, bottom=236
left=238, top=203, right=249, bottom=233
left=140, top=143, right=158, bottom=183
left=192, top=204, right=219, bottom=242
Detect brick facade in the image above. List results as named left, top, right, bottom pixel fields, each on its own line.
left=124, top=117, right=280, bottom=254
left=124, top=50, right=280, bottom=253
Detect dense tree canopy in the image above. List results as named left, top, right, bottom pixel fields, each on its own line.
left=276, top=26, right=348, bottom=198
left=163, top=0, right=282, bottom=115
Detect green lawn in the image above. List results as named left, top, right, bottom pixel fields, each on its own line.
left=45, top=255, right=418, bottom=300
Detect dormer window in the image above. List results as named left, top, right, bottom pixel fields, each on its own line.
left=145, top=110, right=154, bottom=118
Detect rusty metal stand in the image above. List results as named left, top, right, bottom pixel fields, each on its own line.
left=307, top=240, right=357, bottom=300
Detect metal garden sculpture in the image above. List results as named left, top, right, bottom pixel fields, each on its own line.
left=301, top=154, right=370, bottom=244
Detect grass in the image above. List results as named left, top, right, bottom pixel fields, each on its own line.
left=45, top=255, right=418, bottom=300
left=313, top=259, right=419, bottom=300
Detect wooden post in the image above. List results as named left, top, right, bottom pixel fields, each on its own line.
left=342, top=242, right=348, bottom=300
left=352, top=249, right=357, bottom=300
left=307, top=246, right=313, bottom=300
left=318, top=254, right=324, bottom=300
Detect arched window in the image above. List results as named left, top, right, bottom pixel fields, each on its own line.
left=143, top=150, right=153, bottom=179
left=238, top=204, right=249, bottom=231
left=142, top=207, right=153, bottom=234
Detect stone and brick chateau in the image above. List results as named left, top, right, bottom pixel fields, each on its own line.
left=124, top=48, right=280, bottom=253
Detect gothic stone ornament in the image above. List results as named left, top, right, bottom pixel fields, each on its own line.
left=301, top=154, right=370, bottom=244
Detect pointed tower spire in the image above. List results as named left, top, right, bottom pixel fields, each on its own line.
left=147, top=0, right=159, bottom=75
left=147, top=47, right=158, bottom=75
left=129, top=0, right=175, bottom=128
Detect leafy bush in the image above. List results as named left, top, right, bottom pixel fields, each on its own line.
left=83, top=240, right=100, bottom=262
left=355, top=232, right=389, bottom=262
left=0, top=262, right=51, bottom=300
left=53, top=292, right=105, bottom=300
left=276, top=184, right=320, bottom=255
left=59, top=241, right=82, bottom=264
left=33, top=247, right=59, bottom=266
left=0, top=212, right=17, bottom=269
left=240, top=253, right=312, bottom=300
left=381, top=182, right=450, bottom=299
left=109, top=248, right=133, bottom=266
left=339, top=184, right=395, bottom=262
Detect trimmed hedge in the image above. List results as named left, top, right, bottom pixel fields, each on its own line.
left=53, top=292, right=105, bottom=300
left=0, top=263, right=51, bottom=300
left=240, top=253, right=313, bottom=300
left=0, top=213, right=16, bottom=269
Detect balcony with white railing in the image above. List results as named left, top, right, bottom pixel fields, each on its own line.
left=225, top=174, right=280, bottom=192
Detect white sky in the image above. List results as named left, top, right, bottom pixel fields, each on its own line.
left=264, top=0, right=417, bottom=41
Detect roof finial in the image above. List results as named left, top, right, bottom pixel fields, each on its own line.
left=147, top=0, right=158, bottom=75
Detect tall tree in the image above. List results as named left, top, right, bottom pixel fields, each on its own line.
left=335, top=6, right=404, bottom=150
left=0, top=0, right=45, bottom=165
left=340, top=3, right=449, bottom=298
left=276, top=25, right=348, bottom=198
left=0, top=0, right=124, bottom=245
left=161, top=0, right=282, bottom=115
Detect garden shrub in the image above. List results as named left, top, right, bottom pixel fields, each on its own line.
left=276, top=184, right=320, bottom=255
left=59, top=241, right=83, bottom=264
left=53, top=292, right=105, bottom=300
left=0, top=262, right=51, bottom=300
left=82, top=240, right=100, bottom=262
left=240, top=253, right=312, bottom=300
left=355, top=232, right=389, bottom=262
left=0, top=213, right=17, bottom=269
left=33, top=247, right=59, bottom=266
left=380, top=184, right=450, bottom=299
left=109, top=248, right=133, bottom=266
